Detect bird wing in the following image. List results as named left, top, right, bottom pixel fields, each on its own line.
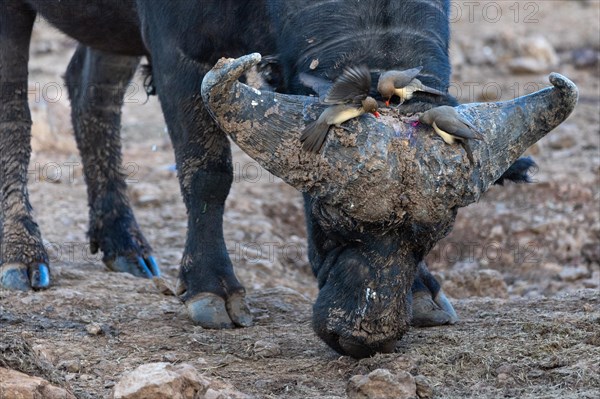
left=392, top=66, right=423, bottom=87
left=436, top=114, right=484, bottom=141
left=298, top=72, right=332, bottom=100
left=415, top=81, right=446, bottom=96
left=456, top=115, right=484, bottom=139
left=324, top=65, right=371, bottom=105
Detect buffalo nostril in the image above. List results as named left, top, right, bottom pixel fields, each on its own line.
left=338, top=337, right=397, bottom=359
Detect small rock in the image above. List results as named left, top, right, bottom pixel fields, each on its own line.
left=252, top=340, right=281, bottom=358
left=204, top=389, right=224, bottom=399
left=582, top=242, right=600, bottom=264
left=541, top=262, right=563, bottom=275
left=0, top=367, right=76, bottom=399
left=86, top=323, right=103, bottom=336
left=582, top=271, right=600, bottom=288
left=196, top=357, right=208, bottom=366
left=559, top=265, right=590, bottom=282
left=137, top=195, right=163, bottom=207
left=525, top=143, right=540, bottom=156
left=523, top=36, right=558, bottom=60
left=489, top=224, right=504, bottom=238
left=58, top=359, right=82, bottom=373
left=546, top=133, right=576, bottom=150
left=347, top=368, right=416, bottom=399
left=465, top=43, right=497, bottom=65
left=162, top=353, right=178, bottom=363
left=508, top=57, right=548, bottom=74
left=31, top=344, right=56, bottom=365
left=203, top=385, right=249, bottom=399
left=128, top=183, right=164, bottom=208
left=511, top=35, right=559, bottom=73
left=112, top=362, right=247, bottom=399
left=496, top=363, right=513, bottom=375
left=153, top=276, right=176, bottom=296
left=572, top=48, right=600, bottom=68
left=497, top=372, right=514, bottom=384
left=414, top=375, right=433, bottom=398
left=451, top=260, right=479, bottom=272
left=112, top=363, right=210, bottom=399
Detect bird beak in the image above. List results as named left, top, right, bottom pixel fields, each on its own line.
left=385, top=100, right=390, bottom=107
left=372, top=111, right=381, bottom=118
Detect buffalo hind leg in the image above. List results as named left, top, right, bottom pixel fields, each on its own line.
left=410, top=261, right=458, bottom=327
left=65, top=45, right=159, bottom=278
left=0, top=2, right=49, bottom=290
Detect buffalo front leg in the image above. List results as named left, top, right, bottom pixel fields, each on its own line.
left=65, top=46, right=159, bottom=278
left=410, top=260, right=458, bottom=327
left=149, top=55, right=251, bottom=328
left=0, top=2, right=49, bottom=290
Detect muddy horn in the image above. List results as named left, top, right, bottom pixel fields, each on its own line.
left=457, top=72, right=578, bottom=191
left=201, top=54, right=578, bottom=225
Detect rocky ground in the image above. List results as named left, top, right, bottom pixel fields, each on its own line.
left=1, top=1, right=599, bottom=398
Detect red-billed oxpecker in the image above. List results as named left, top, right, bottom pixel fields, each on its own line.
left=377, top=66, right=445, bottom=106
left=300, top=65, right=380, bottom=153
left=419, top=105, right=485, bottom=165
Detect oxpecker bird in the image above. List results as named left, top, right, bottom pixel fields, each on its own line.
left=377, top=66, right=445, bottom=106
left=300, top=65, right=380, bottom=153
left=419, top=105, right=484, bottom=165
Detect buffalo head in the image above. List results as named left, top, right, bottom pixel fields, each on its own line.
left=201, top=53, right=578, bottom=357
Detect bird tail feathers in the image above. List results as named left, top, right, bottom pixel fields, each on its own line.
left=300, top=120, right=330, bottom=153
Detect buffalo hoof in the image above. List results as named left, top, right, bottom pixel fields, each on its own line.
left=186, top=291, right=253, bottom=329
left=105, top=255, right=160, bottom=278
left=0, top=262, right=50, bottom=291
left=411, top=290, right=459, bottom=327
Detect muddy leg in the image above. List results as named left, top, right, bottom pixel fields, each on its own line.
left=143, top=49, right=251, bottom=328
left=411, top=260, right=458, bottom=327
left=65, top=45, right=159, bottom=278
left=0, top=2, right=49, bottom=290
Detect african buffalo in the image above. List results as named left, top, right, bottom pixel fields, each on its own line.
left=0, top=0, right=576, bottom=358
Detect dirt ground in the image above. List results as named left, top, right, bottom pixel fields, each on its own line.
left=1, top=1, right=599, bottom=398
